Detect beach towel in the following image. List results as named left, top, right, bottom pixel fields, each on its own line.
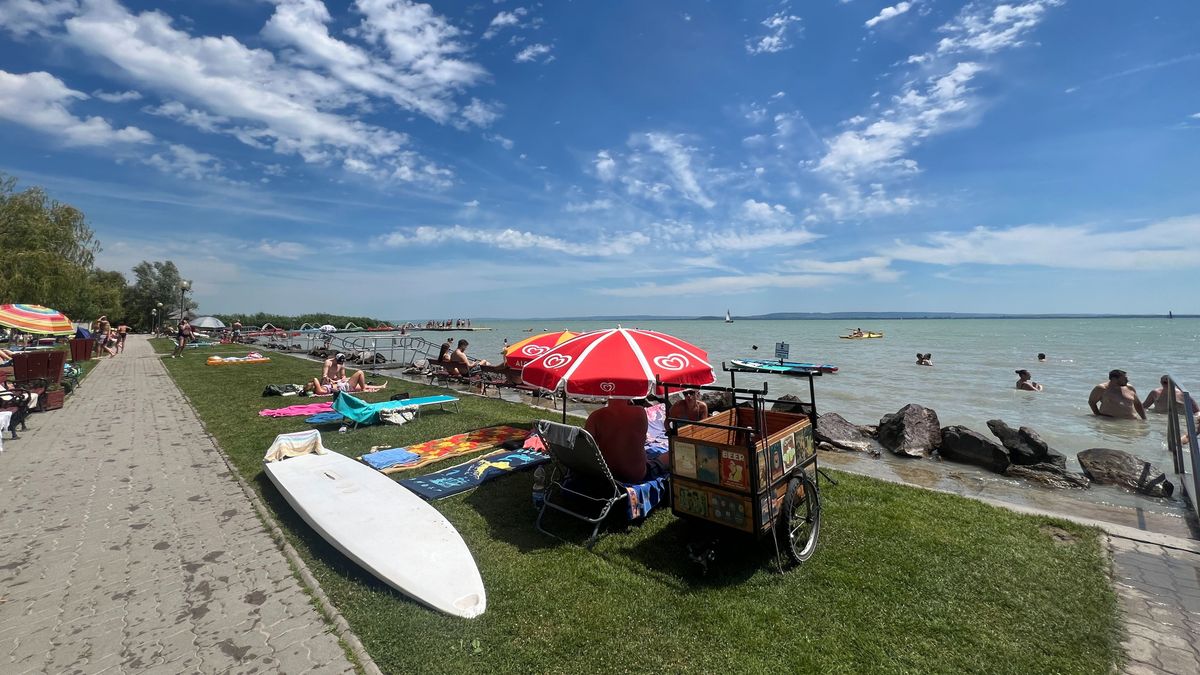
left=333, top=392, right=457, bottom=427
left=361, top=425, right=528, bottom=475
left=263, top=429, right=328, bottom=462
left=360, top=447, right=421, bottom=470
left=305, top=411, right=345, bottom=424
left=259, top=402, right=333, bottom=418
left=646, top=403, right=668, bottom=453
left=397, top=448, right=550, bottom=500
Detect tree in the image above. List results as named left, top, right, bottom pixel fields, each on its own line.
left=125, top=260, right=198, bottom=330
left=0, top=174, right=101, bottom=318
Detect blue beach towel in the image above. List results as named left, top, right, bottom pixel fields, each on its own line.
left=360, top=447, right=421, bottom=470
left=305, top=412, right=345, bottom=424
left=397, top=448, right=550, bottom=500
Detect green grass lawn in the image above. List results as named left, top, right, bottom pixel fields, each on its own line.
left=154, top=340, right=1122, bottom=674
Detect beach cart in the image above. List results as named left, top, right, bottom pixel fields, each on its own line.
left=662, top=368, right=824, bottom=569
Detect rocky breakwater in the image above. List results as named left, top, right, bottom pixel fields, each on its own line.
left=877, top=404, right=941, bottom=458
left=1077, top=448, right=1174, bottom=498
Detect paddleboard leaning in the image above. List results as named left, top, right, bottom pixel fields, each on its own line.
left=262, top=430, right=487, bottom=619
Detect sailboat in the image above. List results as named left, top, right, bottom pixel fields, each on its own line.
left=725, top=309, right=733, bottom=324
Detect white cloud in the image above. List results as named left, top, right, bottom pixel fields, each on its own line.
left=377, top=224, right=651, bottom=257
left=464, top=199, right=479, bottom=208
left=254, top=240, right=311, bottom=260
left=144, top=143, right=224, bottom=181
left=486, top=133, right=514, bottom=149
left=61, top=0, right=455, bottom=186
left=740, top=199, right=793, bottom=226
left=514, top=43, right=552, bottom=63
left=695, top=227, right=820, bottom=252
left=483, top=7, right=527, bottom=39
left=1192, top=113, right=1200, bottom=120
left=461, top=98, right=501, bottom=127
left=865, top=2, right=913, bottom=29
left=594, top=150, right=616, bottom=181
left=632, top=132, right=715, bottom=209
left=816, top=61, right=983, bottom=175
left=889, top=215, right=1200, bottom=270
left=601, top=273, right=833, bottom=297
left=745, top=11, right=802, bottom=55
left=0, top=0, right=78, bottom=37
left=817, top=183, right=917, bottom=219
left=92, top=89, right=141, bottom=103
left=936, top=0, right=1062, bottom=55
left=0, top=70, right=153, bottom=146
left=790, top=256, right=899, bottom=281
left=564, top=199, right=613, bottom=213
left=145, top=101, right=229, bottom=134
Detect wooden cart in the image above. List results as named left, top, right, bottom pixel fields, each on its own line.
left=663, top=374, right=822, bottom=567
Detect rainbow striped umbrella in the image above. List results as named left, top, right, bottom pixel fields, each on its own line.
left=0, top=304, right=74, bottom=335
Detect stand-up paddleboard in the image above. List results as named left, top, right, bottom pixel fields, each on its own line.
left=263, top=431, right=486, bottom=618
left=729, top=358, right=838, bottom=375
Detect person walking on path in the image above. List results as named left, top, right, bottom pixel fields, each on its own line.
left=171, top=318, right=192, bottom=358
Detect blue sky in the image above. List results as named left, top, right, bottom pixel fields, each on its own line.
left=1, top=0, right=1197, bottom=319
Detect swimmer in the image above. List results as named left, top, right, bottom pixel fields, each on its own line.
left=1015, top=369, right=1043, bottom=391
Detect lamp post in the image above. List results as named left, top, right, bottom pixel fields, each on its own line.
left=150, top=308, right=157, bottom=335
left=155, top=302, right=163, bottom=335
left=179, top=280, right=191, bottom=325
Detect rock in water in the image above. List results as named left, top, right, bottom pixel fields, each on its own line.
left=939, top=426, right=1010, bottom=472
left=816, top=412, right=875, bottom=454
left=986, top=419, right=1063, bottom=466
left=1005, top=463, right=1090, bottom=489
left=1077, top=448, right=1174, bottom=498
left=877, top=404, right=941, bottom=457
left=771, top=394, right=809, bottom=414
left=1017, top=427, right=1067, bottom=469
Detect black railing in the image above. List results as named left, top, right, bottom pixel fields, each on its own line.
left=1165, top=376, right=1199, bottom=521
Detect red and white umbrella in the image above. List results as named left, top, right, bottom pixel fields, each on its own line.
left=502, top=330, right=578, bottom=368
left=521, top=327, right=715, bottom=398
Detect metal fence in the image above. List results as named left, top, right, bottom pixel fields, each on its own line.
left=1165, top=376, right=1199, bottom=522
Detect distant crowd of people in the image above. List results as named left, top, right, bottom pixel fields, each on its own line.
left=425, top=319, right=472, bottom=329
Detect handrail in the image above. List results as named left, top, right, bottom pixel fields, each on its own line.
left=1164, top=375, right=1199, bottom=521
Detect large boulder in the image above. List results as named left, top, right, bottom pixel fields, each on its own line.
left=1077, top=448, right=1174, bottom=498
left=877, top=404, right=941, bottom=458
left=939, top=426, right=1010, bottom=472
left=816, top=412, right=876, bottom=454
left=986, top=420, right=1064, bottom=467
left=1005, top=463, right=1091, bottom=489
left=771, top=394, right=810, bottom=415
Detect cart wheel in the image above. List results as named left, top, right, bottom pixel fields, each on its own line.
left=778, top=471, right=821, bottom=564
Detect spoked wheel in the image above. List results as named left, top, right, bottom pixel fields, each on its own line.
left=778, top=470, right=821, bottom=564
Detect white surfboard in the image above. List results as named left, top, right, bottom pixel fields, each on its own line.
left=264, top=451, right=487, bottom=618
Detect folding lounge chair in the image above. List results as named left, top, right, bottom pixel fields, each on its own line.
left=332, top=391, right=460, bottom=428
left=533, top=420, right=632, bottom=549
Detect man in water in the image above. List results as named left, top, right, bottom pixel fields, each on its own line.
left=1088, top=369, right=1146, bottom=420
left=1037, top=353, right=1046, bottom=362
left=585, top=398, right=664, bottom=483
left=1143, top=375, right=1185, bottom=413
left=1015, top=369, right=1043, bottom=391
left=668, top=389, right=709, bottom=422
left=916, top=353, right=932, bottom=366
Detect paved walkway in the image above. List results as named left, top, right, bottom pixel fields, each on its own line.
left=0, top=336, right=355, bottom=673
left=1111, top=537, right=1200, bottom=674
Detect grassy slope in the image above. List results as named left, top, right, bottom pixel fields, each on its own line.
left=156, top=341, right=1121, bottom=674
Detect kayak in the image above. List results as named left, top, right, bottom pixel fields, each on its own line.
left=729, top=358, right=837, bottom=375
left=839, top=332, right=884, bottom=339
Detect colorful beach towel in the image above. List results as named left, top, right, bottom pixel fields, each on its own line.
left=360, top=447, right=422, bottom=470
left=361, top=425, right=528, bottom=475
left=396, top=448, right=550, bottom=500
left=259, top=402, right=334, bottom=418
left=646, top=403, right=668, bottom=453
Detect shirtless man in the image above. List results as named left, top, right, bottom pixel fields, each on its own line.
left=1143, top=375, right=1185, bottom=413
left=585, top=398, right=662, bottom=483
left=1015, top=369, right=1043, bottom=391
left=307, top=353, right=387, bottom=395
left=449, top=339, right=490, bottom=377
left=668, top=389, right=709, bottom=422
left=1089, top=369, right=1146, bottom=420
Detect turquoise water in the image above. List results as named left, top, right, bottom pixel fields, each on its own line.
left=433, top=318, right=1200, bottom=474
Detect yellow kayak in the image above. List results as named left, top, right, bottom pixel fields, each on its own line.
left=839, top=332, right=884, bottom=339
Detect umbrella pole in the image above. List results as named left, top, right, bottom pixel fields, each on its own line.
left=561, top=389, right=567, bottom=424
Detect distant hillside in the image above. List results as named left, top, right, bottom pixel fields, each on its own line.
left=479, top=311, right=1193, bottom=322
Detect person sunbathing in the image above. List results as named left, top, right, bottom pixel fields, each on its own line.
left=307, top=353, right=387, bottom=395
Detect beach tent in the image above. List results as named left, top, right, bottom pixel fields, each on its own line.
left=191, top=316, right=226, bottom=330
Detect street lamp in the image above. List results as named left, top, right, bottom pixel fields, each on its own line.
left=155, top=302, right=163, bottom=334
left=179, top=280, right=191, bottom=324
left=150, top=308, right=157, bottom=334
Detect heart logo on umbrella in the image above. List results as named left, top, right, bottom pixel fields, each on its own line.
left=543, top=354, right=572, bottom=369
left=653, top=353, right=689, bottom=370
left=522, top=344, right=549, bottom=357
left=599, top=382, right=616, bottom=393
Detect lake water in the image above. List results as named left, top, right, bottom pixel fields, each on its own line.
left=338, top=318, right=1200, bottom=525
